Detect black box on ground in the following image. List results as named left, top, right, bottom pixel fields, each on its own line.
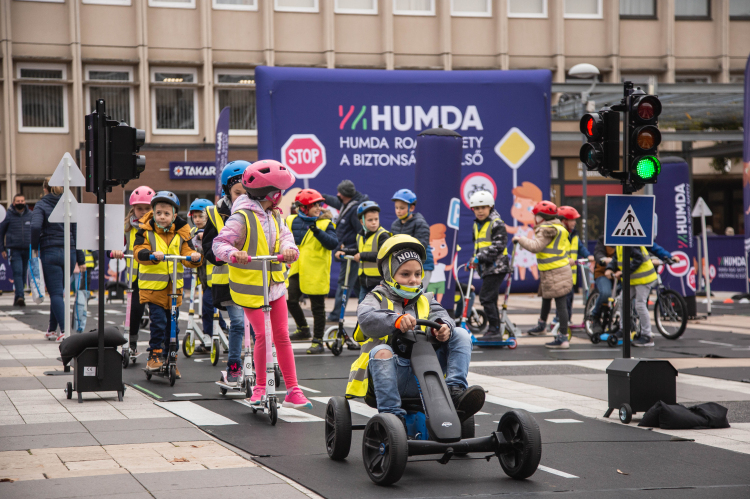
left=606, top=358, right=677, bottom=419
left=72, top=347, right=125, bottom=403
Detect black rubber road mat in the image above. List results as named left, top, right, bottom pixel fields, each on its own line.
left=682, top=367, right=750, bottom=383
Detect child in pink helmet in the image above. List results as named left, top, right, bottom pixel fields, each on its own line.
left=212, top=160, right=312, bottom=409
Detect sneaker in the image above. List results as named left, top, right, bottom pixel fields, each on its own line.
left=632, top=335, right=655, bottom=347
left=326, top=314, right=339, bottom=323
left=449, top=385, right=486, bottom=423
left=289, top=327, right=312, bottom=342
left=545, top=337, right=570, bottom=349
left=147, top=350, right=163, bottom=371
left=306, top=341, right=325, bottom=354
left=226, top=363, right=242, bottom=384
left=247, top=386, right=264, bottom=405
left=526, top=320, right=547, bottom=336
left=45, top=330, right=57, bottom=340
left=55, top=332, right=66, bottom=343
left=194, top=343, right=210, bottom=354
left=345, top=337, right=361, bottom=350
left=591, top=317, right=603, bottom=334
left=479, top=326, right=501, bottom=340
left=283, top=386, right=313, bottom=409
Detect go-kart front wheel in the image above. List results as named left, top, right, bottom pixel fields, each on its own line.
left=325, top=397, right=352, bottom=460
left=362, top=414, right=408, bottom=486
left=496, top=410, right=542, bottom=480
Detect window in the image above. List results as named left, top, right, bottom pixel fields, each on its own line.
left=151, top=67, right=198, bottom=135
left=215, top=70, right=257, bottom=135
left=675, top=74, right=712, bottom=83
left=508, top=0, right=547, bottom=18
left=82, top=0, right=132, bottom=5
left=675, top=0, right=710, bottom=19
left=15, top=0, right=64, bottom=3
left=451, top=0, right=491, bottom=17
left=730, top=0, right=750, bottom=19
left=213, top=0, right=257, bottom=10
left=393, top=0, right=435, bottom=16
left=148, top=0, right=195, bottom=8
left=334, top=0, right=377, bottom=14
left=17, top=63, right=68, bottom=133
left=86, top=66, right=134, bottom=125
left=564, top=0, right=602, bottom=18
left=274, top=0, right=318, bottom=12
left=620, top=0, right=656, bottom=18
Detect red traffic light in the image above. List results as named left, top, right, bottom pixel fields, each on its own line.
left=579, top=113, right=603, bottom=139
left=633, top=95, right=661, bottom=122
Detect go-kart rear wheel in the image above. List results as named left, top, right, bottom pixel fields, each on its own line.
left=455, top=415, right=476, bottom=457
left=496, top=410, right=542, bottom=480
left=325, top=397, right=352, bottom=460
left=362, top=414, right=408, bottom=486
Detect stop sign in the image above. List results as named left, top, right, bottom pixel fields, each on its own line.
left=281, top=134, right=327, bottom=179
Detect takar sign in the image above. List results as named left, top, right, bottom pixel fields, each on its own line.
left=169, top=162, right=216, bottom=180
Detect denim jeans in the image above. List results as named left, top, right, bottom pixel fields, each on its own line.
left=226, top=304, right=246, bottom=368
left=201, top=286, right=227, bottom=338
left=9, top=248, right=29, bottom=300
left=329, top=259, right=360, bottom=320
left=592, top=276, right=613, bottom=316
left=41, top=246, right=76, bottom=333
left=368, top=327, right=472, bottom=418
left=149, top=303, right=180, bottom=357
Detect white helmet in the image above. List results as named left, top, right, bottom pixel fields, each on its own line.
left=469, top=190, right=495, bottom=208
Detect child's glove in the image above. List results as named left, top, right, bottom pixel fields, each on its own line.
left=309, top=224, right=320, bottom=233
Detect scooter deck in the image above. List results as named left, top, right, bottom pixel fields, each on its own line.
left=471, top=336, right=517, bottom=347
left=215, top=380, right=246, bottom=391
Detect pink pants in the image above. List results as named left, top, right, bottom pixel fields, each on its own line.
left=243, top=297, right=298, bottom=390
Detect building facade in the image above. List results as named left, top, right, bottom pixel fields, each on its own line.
left=1, top=0, right=748, bottom=225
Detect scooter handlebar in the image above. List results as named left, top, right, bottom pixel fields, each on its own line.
left=342, top=255, right=357, bottom=261
left=149, top=254, right=191, bottom=262
left=230, top=254, right=285, bottom=264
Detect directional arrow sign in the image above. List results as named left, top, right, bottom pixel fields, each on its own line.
left=691, top=197, right=713, bottom=218
left=49, top=152, right=86, bottom=187
left=48, top=190, right=79, bottom=223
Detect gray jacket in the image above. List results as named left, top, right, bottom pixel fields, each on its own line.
left=357, top=284, right=455, bottom=341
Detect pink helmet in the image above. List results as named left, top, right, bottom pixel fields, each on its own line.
left=129, top=186, right=155, bottom=206
left=242, top=160, right=295, bottom=204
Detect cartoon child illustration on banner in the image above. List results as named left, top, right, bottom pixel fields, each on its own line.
left=428, top=223, right=453, bottom=301
left=506, top=181, right=542, bottom=281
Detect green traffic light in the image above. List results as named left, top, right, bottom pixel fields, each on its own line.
left=635, top=156, right=660, bottom=180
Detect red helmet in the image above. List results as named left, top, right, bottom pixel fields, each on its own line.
left=557, top=206, right=580, bottom=220
left=295, top=189, right=325, bottom=207
left=532, top=201, right=558, bottom=216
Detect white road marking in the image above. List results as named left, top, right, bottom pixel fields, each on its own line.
left=484, top=394, right=551, bottom=413
left=173, top=393, right=202, bottom=397
left=538, top=465, right=579, bottom=478
left=234, top=400, right=323, bottom=422
left=194, top=359, right=207, bottom=362
left=155, top=401, right=237, bottom=426
left=298, top=385, right=321, bottom=393
left=310, top=396, right=379, bottom=418
left=106, top=321, right=116, bottom=324
left=699, top=340, right=737, bottom=347
left=545, top=419, right=583, bottom=423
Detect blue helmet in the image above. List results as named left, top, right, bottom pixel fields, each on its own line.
left=392, top=189, right=417, bottom=205
left=220, top=160, right=251, bottom=190
left=357, top=201, right=380, bottom=217
left=189, top=198, right=213, bottom=213
left=151, top=191, right=180, bottom=212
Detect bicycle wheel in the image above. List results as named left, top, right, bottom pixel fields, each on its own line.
left=654, top=289, right=687, bottom=339
left=583, top=290, right=600, bottom=339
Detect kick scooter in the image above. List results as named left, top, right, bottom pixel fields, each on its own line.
left=323, top=255, right=360, bottom=355
left=182, top=269, right=215, bottom=358
left=143, top=254, right=190, bottom=387
left=548, top=258, right=594, bottom=342
left=122, top=255, right=144, bottom=368
left=469, top=243, right=520, bottom=349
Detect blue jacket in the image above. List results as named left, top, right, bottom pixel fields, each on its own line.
left=322, top=191, right=369, bottom=250
left=648, top=242, right=672, bottom=262
left=568, top=229, right=591, bottom=259
left=31, top=193, right=78, bottom=250
left=289, top=212, right=339, bottom=251
left=0, top=204, right=32, bottom=252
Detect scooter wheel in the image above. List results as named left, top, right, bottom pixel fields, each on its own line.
left=220, top=387, right=227, bottom=395
left=66, top=382, right=73, bottom=400
left=169, top=365, right=177, bottom=387
left=591, top=334, right=601, bottom=344
left=607, top=334, right=619, bottom=348
left=183, top=333, right=194, bottom=358
left=325, top=397, right=352, bottom=460
left=269, top=399, right=278, bottom=426
left=507, top=337, right=518, bottom=350
left=619, top=403, right=633, bottom=424
left=122, top=349, right=130, bottom=369
left=146, top=372, right=152, bottom=381
left=210, top=340, right=220, bottom=366
left=331, top=339, right=343, bottom=357
left=275, top=365, right=282, bottom=389
left=362, top=414, right=408, bottom=486
left=497, top=410, right=542, bottom=480
left=323, top=326, right=337, bottom=352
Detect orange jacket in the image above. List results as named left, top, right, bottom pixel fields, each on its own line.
left=134, top=212, right=201, bottom=309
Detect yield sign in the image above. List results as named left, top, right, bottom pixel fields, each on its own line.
left=49, top=152, right=86, bottom=187
left=691, top=197, right=713, bottom=217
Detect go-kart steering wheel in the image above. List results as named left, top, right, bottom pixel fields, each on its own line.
left=414, top=319, right=442, bottom=332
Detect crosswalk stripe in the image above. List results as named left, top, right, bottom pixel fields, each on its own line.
left=234, top=400, right=323, bottom=422
left=538, top=465, right=579, bottom=478
left=545, top=419, right=583, bottom=423
left=484, top=395, right=551, bottom=413
left=310, top=397, right=379, bottom=418
left=298, top=385, right=321, bottom=393
left=155, top=401, right=237, bottom=426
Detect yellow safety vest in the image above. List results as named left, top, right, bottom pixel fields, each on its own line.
left=569, top=234, right=579, bottom=285
left=137, top=231, right=184, bottom=291
left=228, top=209, right=287, bottom=308
left=357, top=227, right=389, bottom=277
left=285, top=215, right=333, bottom=296
left=84, top=250, right=95, bottom=268
left=536, top=223, right=571, bottom=272
left=346, top=292, right=430, bottom=399
left=616, top=246, right=657, bottom=286
left=206, top=206, right=227, bottom=287
left=473, top=219, right=508, bottom=257
left=189, top=226, right=214, bottom=287
left=125, top=227, right=139, bottom=286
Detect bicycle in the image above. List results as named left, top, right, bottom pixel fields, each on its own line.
left=584, top=275, right=641, bottom=347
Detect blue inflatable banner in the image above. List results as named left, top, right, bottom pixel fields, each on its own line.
left=705, top=235, right=748, bottom=294
left=256, top=66, right=551, bottom=294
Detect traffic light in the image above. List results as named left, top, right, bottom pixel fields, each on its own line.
left=627, top=90, right=662, bottom=185
left=85, top=99, right=146, bottom=193
left=579, top=109, right=619, bottom=176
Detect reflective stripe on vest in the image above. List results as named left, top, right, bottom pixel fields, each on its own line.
left=536, top=223, right=571, bottom=271
left=346, top=292, right=430, bottom=399
left=296, top=219, right=333, bottom=295
left=473, top=219, right=507, bottom=258
left=570, top=234, right=579, bottom=285
left=84, top=250, right=95, bottom=268
left=357, top=227, right=388, bottom=277
left=228, top=209, right=287, bottom=308
left=125, top=228, right=139, bottom=285
left=138, top=231, right=184, bottom=291
left=616, top=246, right=657, bottom=285
left=206, top=206, right=229, bottom=286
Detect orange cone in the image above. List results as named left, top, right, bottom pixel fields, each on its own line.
left=724, top=298, right=734, bottom=304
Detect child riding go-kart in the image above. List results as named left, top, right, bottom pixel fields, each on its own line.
left=324, top=235, right=542, bottom=485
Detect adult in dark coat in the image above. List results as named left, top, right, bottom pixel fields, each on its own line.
left=0, top=194, right=33, bottom=306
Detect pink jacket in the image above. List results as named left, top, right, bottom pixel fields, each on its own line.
left=212, top=195, right=298, bottom=302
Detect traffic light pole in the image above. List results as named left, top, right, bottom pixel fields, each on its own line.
left=95, top=100, right=107, bottom=381
left=621, top=83, right=633, bottom=360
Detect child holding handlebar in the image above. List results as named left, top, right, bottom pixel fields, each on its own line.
left=134, top=191, right=202, bottom=376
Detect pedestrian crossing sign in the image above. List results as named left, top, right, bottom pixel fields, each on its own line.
left=604, top=194, right=655, bottom=247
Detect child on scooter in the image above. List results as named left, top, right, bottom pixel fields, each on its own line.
left=348, top=235, right=485, bottom=425
left=467, top=191, right=510, bottom=342
left=512, top=201, right=573, bottom=349
left=134, top=191, right=202, bottom=377
left=212, top=160, right=312, bottom=409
